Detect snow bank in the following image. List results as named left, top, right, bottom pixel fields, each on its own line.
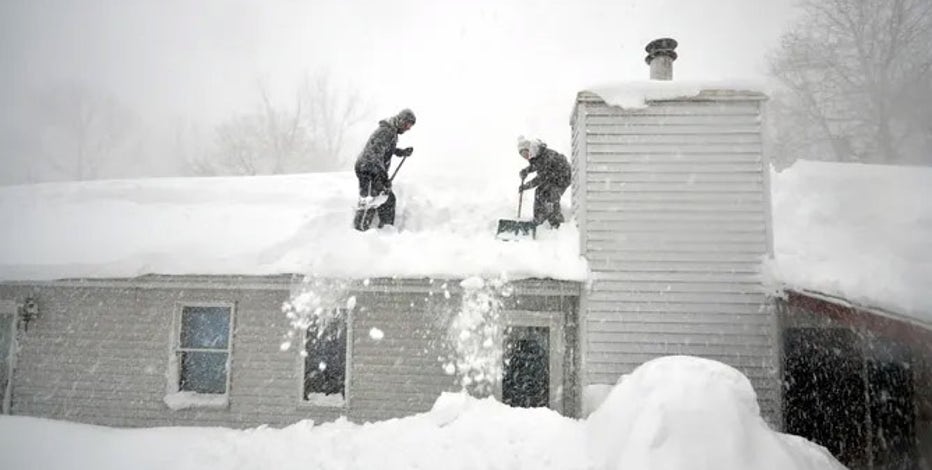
left=0, top=171, right=587, bottom=282
left=0, top=356, right=841, bottom=470
left=586, top=356, right=843, bottom=470
left=0, top=395, right=586, bottom=470
left=771, top=160, right=932, bottom=324
left=583, top=79, right=770, bottom=109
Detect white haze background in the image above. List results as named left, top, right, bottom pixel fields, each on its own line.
left=0, top=0, right=799, bottom=184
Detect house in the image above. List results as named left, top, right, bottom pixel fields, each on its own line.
left=1, top=37, right=928, bottom=467
left=0, top=172, right=586, bottom=427
left=569, top=38, right=931, bottom=467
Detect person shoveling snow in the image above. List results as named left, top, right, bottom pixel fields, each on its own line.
left=516, top=136, right=571, bottom=229
left=496, top=136, right=572, bottom=240
left=353, top=108, right=416, bottom=231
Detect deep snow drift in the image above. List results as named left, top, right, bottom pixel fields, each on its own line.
left=0, top=356, right=841, bottom=470
left=0, top=171, right=587, bottom=282
left=770, top=160, right=932, bottom=324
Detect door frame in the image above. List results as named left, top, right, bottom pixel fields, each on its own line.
left=496, top=309, right=565, bottom=413
left=0, top=300, right=18, bottom=415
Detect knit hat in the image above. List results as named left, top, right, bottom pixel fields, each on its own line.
left=397, top=108, right=416, bottom=126
left=517, top=135, right=531, bottom=152
left=517, top=135, right=542, bottom=157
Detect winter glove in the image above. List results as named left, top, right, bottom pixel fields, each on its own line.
left=519, top=168, right=529, bottom=180
left=397, top=147, right=414, bottom=157
left=518, top=183, right=528, bottom=192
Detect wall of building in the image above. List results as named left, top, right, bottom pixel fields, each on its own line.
left=0, top=276, right=579, bottom=428
left=571, top=90, right=781, bottom=423
left=779, top=295, right=931, bottom=468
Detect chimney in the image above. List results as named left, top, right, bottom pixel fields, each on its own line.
left=645, top=38, right=678, bottom=80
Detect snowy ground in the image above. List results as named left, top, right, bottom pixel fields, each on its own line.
left=770, top=160, right=932, bottom=324
left=0, top=356, right=842, bottom=470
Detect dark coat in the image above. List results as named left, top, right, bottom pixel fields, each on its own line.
left=522, top=146, right=571, bottom=190
left=355, top=116, right=408, bottom=176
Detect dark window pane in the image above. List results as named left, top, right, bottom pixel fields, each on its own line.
left=181, top=306, right=230, bottom=349
left=502, top=326, right=550, bottom=408
left=180, top=351, right=228, bottom=394
left=304, top=316, right=347, bottom=398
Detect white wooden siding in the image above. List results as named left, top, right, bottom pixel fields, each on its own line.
left=0, top=278, right=580, bottom=426
left=347, top=290, right=459, bottom=422
left=571, top=91, right=780, bottom=424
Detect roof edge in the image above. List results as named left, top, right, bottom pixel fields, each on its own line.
left=785, top=288, right=932, bottom=333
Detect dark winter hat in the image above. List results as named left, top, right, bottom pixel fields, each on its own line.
left=397, top=108, right=416, bottom=126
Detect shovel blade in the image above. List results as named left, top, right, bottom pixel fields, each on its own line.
left=496, top=219, right=537, bottom=240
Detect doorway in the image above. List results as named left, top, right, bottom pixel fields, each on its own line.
left=497, top=309, right=565, bottom=413
left=502, top=326, right=550, bottom=408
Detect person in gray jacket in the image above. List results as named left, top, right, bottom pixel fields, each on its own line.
left=517, top=136, right=571, bottom=228
left=353, top=109, right=416, bottom=231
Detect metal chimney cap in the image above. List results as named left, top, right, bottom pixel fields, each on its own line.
left=645, top=38, right=678, bottom=64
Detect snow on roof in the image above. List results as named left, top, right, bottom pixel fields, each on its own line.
left=580, top=79, right=770, bottom=109
left=770, top=160, right=932, bottom=325
left=0, top=171, right=588, bottom=282
left=3, top=154, right=926, bottom=326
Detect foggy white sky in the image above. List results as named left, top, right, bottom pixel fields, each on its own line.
left=0, top=0, right=799, bottom=182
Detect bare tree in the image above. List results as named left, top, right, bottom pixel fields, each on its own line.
left=31, top=82, right=139, bottom=181
left=768, top=0, right=932, bottom=166
left=196, top=72, right=369, bottom=176
left=302, top=73, right=369, bottom=171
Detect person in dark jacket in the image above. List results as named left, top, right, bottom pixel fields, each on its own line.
left=353, top=109, right=416, bottom=231
left=517, top=136, right=571, bottom=228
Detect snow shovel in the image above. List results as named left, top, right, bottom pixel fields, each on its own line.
left=354, top=156, right=409, bottom=230
left=357, top=156, right=408, bottom=211
left=496, top=180, right=537, bottom=240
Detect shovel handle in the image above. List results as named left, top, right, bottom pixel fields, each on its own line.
left=389, top=156, right=408, bottom=182
left=517, top=176, right=525, bottom=217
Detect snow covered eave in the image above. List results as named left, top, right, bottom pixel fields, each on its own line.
left=575, top=80, right=769, bottom=110
left=0, top=273, right=583, bottom=296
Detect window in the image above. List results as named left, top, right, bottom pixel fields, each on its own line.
left=165, top=303, right=233, bottom=409
left=0, top=300, right=16, bottom=414
left=302, top=308, right=349, bottom=406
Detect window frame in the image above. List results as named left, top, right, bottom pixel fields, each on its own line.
left=166, top=301, right=235, bottom=409
left=495, top=309, right=565, bottom=413
left=0, top=300, right=17, bottom=415
left=296, top=307, right=352, bottom=409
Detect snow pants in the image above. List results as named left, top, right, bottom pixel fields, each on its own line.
left=533, top=182, right=568, bottom=228
left=354, top=163, right=396, bottom=231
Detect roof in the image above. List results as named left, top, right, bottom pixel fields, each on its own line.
left=770, top=160, right=932, bottom=326
left=2, top=148, right=925, bottom=328
left=0, top=172, right=588, bottom=282
left=577, top=80, right=769, bottom=108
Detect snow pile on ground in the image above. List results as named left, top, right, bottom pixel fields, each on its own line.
left=0, top=356, right=841, bottom=470
left=586, top=356, right=842, bottom=470
left=583, top=79, right=771, bottom=108
left=770, top=160, right=932, bottom=324
left=0, top=171, right=587, bottom=282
